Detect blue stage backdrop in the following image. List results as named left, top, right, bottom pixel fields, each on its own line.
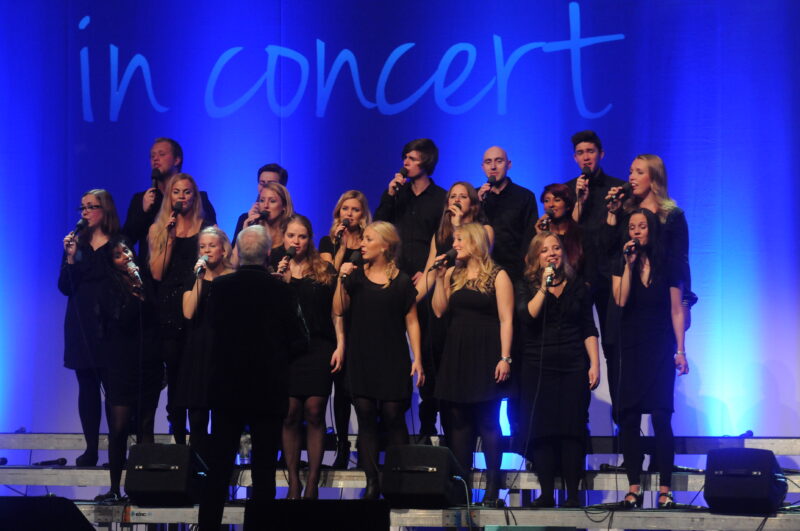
left=1, top=1, right=798, bottom=437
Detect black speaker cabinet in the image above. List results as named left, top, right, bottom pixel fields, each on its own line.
left=381, top=444, right=468, bottom=508
left=0, top=496, right=95, bottom=530
left=705, top=448, right=788, bottom=514
left=245, top=499, right=389, bottom=530
left=124, top=443, right=207, bottom=506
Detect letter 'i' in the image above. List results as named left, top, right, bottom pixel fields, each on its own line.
left=79, top=16, right=93, bottom=122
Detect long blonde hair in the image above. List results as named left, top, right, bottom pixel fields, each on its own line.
left=450, top=223, right=497, bottom=294
left=365, top=221, right=400, bottom=288
left=328, top=190, right=372, bottom=240
left=148, top=173, right=205, bottom=255
left=623, top=154, right=678, bottom=223
left=286, top=214, right=335, bottom=285
left=198, top=226, right=234, bottom=271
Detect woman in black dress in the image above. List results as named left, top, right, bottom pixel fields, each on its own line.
left=535, top=183, right=584, bottom=274
left=177, top=226, right=235, bottom=463
left=95, top=236, right=162, bottom=502
left=236, top=181, right=294, bottom=270
left=148, top=173, right=211, bottom=444
left=431, top=222, right=513, bottom=506
left=276, top=214, right=341, bottom=499
left=319, top=190, right=371, bottom=467
left=59, top=189, right=120, bottom=466
left=515, top=232, right=600, bottom=508
left=333, top=221, right=424, bottom=499
left=611, top=209, right=688, bottom=508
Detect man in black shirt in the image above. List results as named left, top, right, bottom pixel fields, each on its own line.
left=477, top=146, right=539, bottom=282
left=564, top=131, right=625, bottom=345
left=374, top=138, right=446, bottom=440
left=374, top=138, right=447, bottom=282
left=122, top=137, right=216, bottom=271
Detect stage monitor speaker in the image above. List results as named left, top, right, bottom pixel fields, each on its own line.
left=124, top=443, right=207, bottom=506
left=0, top=496, right=94, bottom=530
left=705, top=448, right=788, bottom=514
left=381, top=444, right=468, bottom=508
left=245, top=499, right=389, bottom=530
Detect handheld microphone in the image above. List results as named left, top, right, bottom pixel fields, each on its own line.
left=127, top=262, right=143, bottom=286
left=581, top=165, right=592, bottom=179
left=73, top=218, right=88, bottom=235
left=393, top=167, right=409, bottom=192
left=429, top=248, right=458, bottom=271
left=335, top=218, right=351, bottom=245
left=195, top=255, right=209, bottom=277
left=278, top=247, right=297, bottom=274
left=609, top=182, right=633, bottom=203
left=545, top=262, right=557, bottom=286
left=151, top=167, right=161, bottom=190
left=341, top=250, right=363, bottom=279
left=33, top=457, right=67, bottom=467
left=541, top=209, right=555, bottom=231
left=171, top=200, right=184, bottom=215
left=623, top=238, right=640, bottom=256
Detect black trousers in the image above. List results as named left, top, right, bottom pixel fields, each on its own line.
left=198, top=407, right=283, bottom=530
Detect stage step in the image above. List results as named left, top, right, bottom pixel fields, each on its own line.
left=69, top=502, right=800, bottom=529
left=3, top=467, right=800, bottom=492
left=3, top=433, right=800, bottom=453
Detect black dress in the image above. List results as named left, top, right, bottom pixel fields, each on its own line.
left=58, top=242, right=112, bottom=370
left=435, top=267, right=508, bottom=403
left=288, top=268, right=337, bottom=397
left=515, top=278, right=597, bottom=439
left=612, top=264, right=678, bottom=413
left=174, top=277, right=215, bottom=409
left=155, top=233, right=207, bottom=342
left=343, top=268, right=417, bottom=401
left=100, top=276, right=162, bottom=408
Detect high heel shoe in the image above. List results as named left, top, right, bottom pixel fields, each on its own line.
left=303, top=482, right=319, bottom=500
left=76, top=451, right=98, bottom=467
left=658, top=491, right=676, bottom=509
left=619, top=491, right=643, bottom=508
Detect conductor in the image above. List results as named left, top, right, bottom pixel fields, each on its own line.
left=198, top=225, right=309, bottom=529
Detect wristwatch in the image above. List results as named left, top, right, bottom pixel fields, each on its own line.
left=500, top=357, right=512, bottom=365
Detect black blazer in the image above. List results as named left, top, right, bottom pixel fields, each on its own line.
left=208, top=265, right=308, bottom=414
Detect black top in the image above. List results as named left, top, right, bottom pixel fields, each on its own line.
left=122, top=190, right=216, bottom=272
left=515, top=277, right=598, bottom=372
left=208, top=265, right=309, bottom=412
left=58, top=241, right=113, bottom=369
left=374, top=180, right=447, bottom=276
left=605, top=208, right=693, bottom=300
left=289, top=267, right=337, bottom=344
left=319, top=235, right=361, bottom=266
left=154, top=221, right=212, bottom=337
left=342, top=268, right=417, bottom=400
left=480, top=178, right=539, bottom=282
left=565, top=169, right=625, bottom=287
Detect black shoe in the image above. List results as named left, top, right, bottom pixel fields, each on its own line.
left=560, top=498, right=581, bottom=508
left=332, top=441, right=351, bottom=469
left=76, top=451, right=98, bottom=467
left=620, top=491, right=643, bottom=509
left=658, top=491, right=676, bottom=509
left=94, top=490, right=123, bottom=504
left=362, top=477, right=380, bottom=500
left=528, top=496, right=555, bottom=508
left=479, top=497, right=506, bottom=508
